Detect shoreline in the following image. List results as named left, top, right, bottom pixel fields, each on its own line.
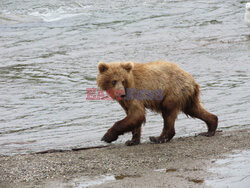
left=0, top=128, right=249, bottom=187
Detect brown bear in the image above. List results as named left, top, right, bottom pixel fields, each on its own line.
left=96, top=60, right=218, bottom=146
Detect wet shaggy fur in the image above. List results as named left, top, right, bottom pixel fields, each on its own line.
left=97, top=60, right=218, bottom=146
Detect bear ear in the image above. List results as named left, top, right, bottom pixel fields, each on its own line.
left=98, top=62, right=109, bottom=73
left=121, top=62, right=134, bottom=73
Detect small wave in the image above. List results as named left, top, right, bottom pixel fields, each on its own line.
left=199, top=19, right=223, bottom=26
left=28, top=7, right=87, bottom=22
left=0, top=13, right=43, bottom=25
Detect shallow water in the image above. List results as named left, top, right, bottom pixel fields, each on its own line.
left=206, top=150, right=250, bottom=188
left=0, top=0, right=250, bottom=155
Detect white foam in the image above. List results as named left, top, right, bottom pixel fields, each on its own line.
left=245, top=2, right=250, bottom=26
left=29, top=7, right=86, bottom=22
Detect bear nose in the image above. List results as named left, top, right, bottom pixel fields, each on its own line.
left=121, top=94, right=126, bottom=98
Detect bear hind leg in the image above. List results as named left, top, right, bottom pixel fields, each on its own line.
left=184, top=102, right=218, bottom=136
left=125, top=126, right=141, bottom=146
left=150, top=108, right=178, bottom=143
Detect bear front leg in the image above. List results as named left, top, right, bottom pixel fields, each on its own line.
left=125, top=126, right=141, bottom=146
left=101, top=115, right=145, bottom=144
left=102, top=102, right=145, bottom=144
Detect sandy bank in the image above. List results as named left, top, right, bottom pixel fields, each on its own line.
left=0, top=128, right=249, bottom=187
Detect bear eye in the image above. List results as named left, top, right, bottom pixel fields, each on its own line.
left=112, top=80, right=117, bottom=86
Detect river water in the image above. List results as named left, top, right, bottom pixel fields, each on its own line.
left=0, top=0, right=249, bottom=155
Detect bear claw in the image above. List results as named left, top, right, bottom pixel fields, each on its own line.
left=149, top=136, right=169, bottom=144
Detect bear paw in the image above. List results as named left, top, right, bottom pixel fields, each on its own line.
left=125, top=140, right=140, bottom=146
left=101, top=132, right=118, bottom=143
left=197, top=131, right=216, bottom=137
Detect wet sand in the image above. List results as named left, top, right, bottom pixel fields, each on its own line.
left=0, top=128, right=249, bottom=187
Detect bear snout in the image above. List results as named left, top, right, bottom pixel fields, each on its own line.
left=114, top=87, right=126, bottom=100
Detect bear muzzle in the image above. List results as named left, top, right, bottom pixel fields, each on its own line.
left=114, top=86, right=126, bottom=100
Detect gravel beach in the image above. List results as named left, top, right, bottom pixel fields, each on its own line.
left=0, top=128, right=249, bottom=187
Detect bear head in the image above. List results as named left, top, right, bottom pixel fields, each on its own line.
left=96, top=62, right=134, bottom=100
